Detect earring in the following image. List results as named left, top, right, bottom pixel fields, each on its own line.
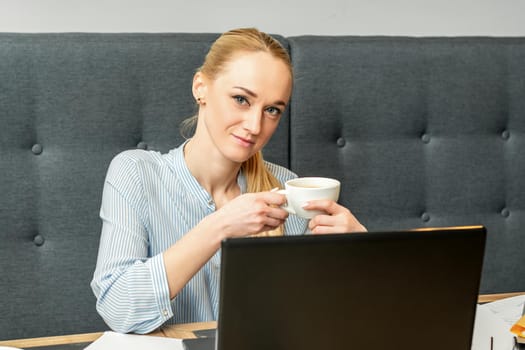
left=196, top=97, right=204, bottom=104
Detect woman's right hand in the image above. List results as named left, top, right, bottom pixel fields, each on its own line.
left=162, top=190, right=288, bottom=299
left=210, top=191, right=289, bottom=238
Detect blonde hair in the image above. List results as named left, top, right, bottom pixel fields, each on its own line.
left=182, top=28, right=292, bottom=236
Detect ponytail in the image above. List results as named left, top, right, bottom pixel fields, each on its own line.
left=242, top=151, right=284, bottom=236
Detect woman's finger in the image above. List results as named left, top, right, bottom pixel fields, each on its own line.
left=302, top=199, right=341, bottom=214
left=310, top=224, right=347, bottom=235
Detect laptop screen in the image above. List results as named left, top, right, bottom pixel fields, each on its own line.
left=217, top=226, right=486, bottom=350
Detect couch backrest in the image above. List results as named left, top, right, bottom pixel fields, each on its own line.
left=0, top=33, right=290, bottom=340
left=288, top=36, right=525, bottom=295
left=1, top=33, right=524, bottom=340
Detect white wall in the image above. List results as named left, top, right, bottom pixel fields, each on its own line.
left=1, top=0, right=525, bottom=36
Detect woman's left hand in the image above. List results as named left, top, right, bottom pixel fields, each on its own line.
left=304, top=200, right=367, bottom=234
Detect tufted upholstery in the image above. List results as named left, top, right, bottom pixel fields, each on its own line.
left=0, top=33, right=524, bottom=340
left=0, top=33, right=290, bottom=341
left=288, top=36, right=525, bottom=295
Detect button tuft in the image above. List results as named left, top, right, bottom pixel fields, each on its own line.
left=501, top=130, right=510, bottom=140
left=137, top=141, right=148, bottom=150
left=500, top=208, right=510, bottom=218
left=421, top=212, right=430, bottom=222
left=336, top=137, right=346, bottom=147
left=33, top=234, right=45, bottom=246
left=32, top=144, right=43, bottom=155
left=421, top=133, right=430, bottom=144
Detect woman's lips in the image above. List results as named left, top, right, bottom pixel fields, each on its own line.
left=232, top=134, right=255, bottom=147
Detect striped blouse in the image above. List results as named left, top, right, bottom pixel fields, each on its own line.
left=90, top=142, right=308, bottom=334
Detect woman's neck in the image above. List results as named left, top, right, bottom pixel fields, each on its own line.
left=183, top=137, right=241, bottom=206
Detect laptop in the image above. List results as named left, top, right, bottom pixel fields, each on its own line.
left=214, top=225, right=486, bottom=350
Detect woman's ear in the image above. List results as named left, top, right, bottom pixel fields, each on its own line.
left=192, top=72, right=207, bottom=104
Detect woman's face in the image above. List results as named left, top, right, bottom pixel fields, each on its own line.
left=196, top=51, right=292, bottom=164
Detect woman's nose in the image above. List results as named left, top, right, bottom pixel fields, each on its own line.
left=243, top=111, right=262, bottom=135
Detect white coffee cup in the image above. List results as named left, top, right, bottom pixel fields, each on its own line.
left=277, top=177, right=341, bottom=219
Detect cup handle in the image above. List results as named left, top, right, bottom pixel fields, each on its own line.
left=275, top=189, right=295, bottom=215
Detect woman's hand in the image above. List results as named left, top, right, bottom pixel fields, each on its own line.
left=303, top=200, right=367, bottom=234
left=163, top=190, right=288, bottom=300
left=211, top=191, right=289, bottom=238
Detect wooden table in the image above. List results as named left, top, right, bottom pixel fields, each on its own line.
left=0, top=292, right=523, bottom=349
left=0, top=321, right=217, bottom=349
left=477, top=291, right=525, bottom=304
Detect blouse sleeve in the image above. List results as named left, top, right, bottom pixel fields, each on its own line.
left=90, top=152, right=173, bottom=334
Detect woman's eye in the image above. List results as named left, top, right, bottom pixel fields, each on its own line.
left=266, top=106, right=282, bottom=116
left=233, top=95, right=249, bottom=105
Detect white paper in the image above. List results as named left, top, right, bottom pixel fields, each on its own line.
left=84, top=331, right=185, bottom=350
left=483, top=294, right=525, bottom=328
left=471, top=304, right=515, bottom=350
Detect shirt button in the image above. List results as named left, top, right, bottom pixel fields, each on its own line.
left=162, top=309, right=168, bottom=317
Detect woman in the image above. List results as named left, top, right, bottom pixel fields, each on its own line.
left=91, top=28, right=366, bottom=334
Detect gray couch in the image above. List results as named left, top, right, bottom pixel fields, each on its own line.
left=1, top=33, right=524, bottom=341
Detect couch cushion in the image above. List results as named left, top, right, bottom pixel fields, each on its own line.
left=0, top=32, right=290, bottom=340
left=287, top=36, right=525, bottom=294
